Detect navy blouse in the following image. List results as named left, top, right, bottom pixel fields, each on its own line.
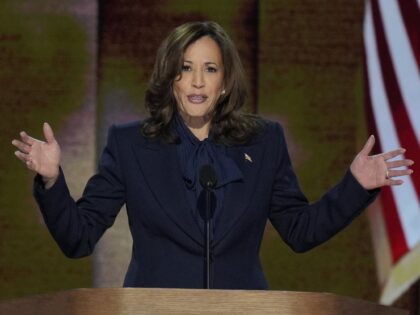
left=174, top=114, right=243, bottom=236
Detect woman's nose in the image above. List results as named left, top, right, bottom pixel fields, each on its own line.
left=192, top=70, right=204, bottom=89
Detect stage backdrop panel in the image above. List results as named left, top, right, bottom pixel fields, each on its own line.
left=258, top=0, right=378, bottom=302
left=0, top=0, right=97, bottom=299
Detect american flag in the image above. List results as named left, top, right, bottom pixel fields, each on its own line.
left=363, top=0, right=420, bottom=305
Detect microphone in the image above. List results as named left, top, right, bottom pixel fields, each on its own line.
left=198, top=164, right=217, bottom=289
left=199, top=164, right=217, bottom=190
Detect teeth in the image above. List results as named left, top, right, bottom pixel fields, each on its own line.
left=188, top=95, right=207, bottom=103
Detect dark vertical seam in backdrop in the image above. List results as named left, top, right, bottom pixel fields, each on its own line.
left=95, top=0, right=104, bottom=163
left=253, top=0, right=259, bottom=114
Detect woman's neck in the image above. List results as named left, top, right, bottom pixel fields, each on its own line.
left=180, top=113, right=211, bottom=141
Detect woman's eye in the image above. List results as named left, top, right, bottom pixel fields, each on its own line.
left=181, top=65, right=191, bottom=72
left=206, top=66, right=217, bottom=73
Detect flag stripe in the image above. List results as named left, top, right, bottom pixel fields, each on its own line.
left=363, top=1, right=409, bottom=261
left=365, top=0, right=420, bottom=303
left=366, top=0, right=420, bottom=252
left=365, top=0, right=420, bottom=253
left=397, top=0, right=420, bottom=74
left=381, top=187, right=409, bottom=261
left=376, top=0, right=420, bottom=142
left=371, top=0, right=420, bottom=250
left=372, top=0, right=420, bottom=200
left=364, top=63, right=409, bottom=262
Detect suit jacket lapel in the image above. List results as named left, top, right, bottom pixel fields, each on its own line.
left=213, top=141, right=264, bottom=245
left=131, top=137, right=203, bottom=246
left=130, top=134, right=265, bottom=248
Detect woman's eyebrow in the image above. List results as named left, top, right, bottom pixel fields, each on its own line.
left=182, top=60, right=218, bottom=66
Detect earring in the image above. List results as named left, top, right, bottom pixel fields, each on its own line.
left=221, top=89, right=226, bottom=95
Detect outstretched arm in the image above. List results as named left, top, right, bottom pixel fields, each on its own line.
left=12, top=123, right=126, bottom=258
left=269, top=124, right=414, bottom=253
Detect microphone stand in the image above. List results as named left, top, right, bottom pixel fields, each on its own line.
left=204, top=185, right=212, bottom=289
left=199, top=164, right=217, bottom=289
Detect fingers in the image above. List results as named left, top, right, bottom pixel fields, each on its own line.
left=12, top=130, right=35, bottom=169
left=380, top=148, right=406, bottom=161
left=19, top=131, right=36, bottom=146
left=14, top=151, right=35, bottom=170
left=387, top=169, right=413, bottom=178
left=385, top=178, right=404, bottom=186
left=14, top=150, right=28, bottom=162
left=383, top=152, right=414, bottom=184
left=384, top=157, right=413, bottom=187
left=359, top=135, right=375, bottom=156
left=11, top=139, right=31, bottom=154
left=43, top=122, right=55, bottom=144
left=387, top=159, right=414, bottom=169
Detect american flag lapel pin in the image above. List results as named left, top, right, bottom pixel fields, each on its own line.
left=244, top=153, right=253, bottom=163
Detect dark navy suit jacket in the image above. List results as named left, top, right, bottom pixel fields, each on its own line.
left=34, top=120, right=377, bottom=289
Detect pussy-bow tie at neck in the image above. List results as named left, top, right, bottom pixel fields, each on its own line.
left=174, top=114, right=243, bottom=191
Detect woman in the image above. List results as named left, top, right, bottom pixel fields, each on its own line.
left=12, top=21, right=413, bottom=289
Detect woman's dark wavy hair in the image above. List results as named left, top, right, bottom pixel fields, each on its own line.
left=142, top=21, right=263, bottom=145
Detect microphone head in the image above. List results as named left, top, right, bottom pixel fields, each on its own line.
left=199, top=164, right=218, bottom=190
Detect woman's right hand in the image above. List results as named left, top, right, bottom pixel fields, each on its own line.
left=12, top=122, right=61, bottom=188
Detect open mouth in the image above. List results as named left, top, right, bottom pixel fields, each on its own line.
left=187, top=94, right=208, bottom=104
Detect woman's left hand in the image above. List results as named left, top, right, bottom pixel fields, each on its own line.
left=350, top=135, right=414, bottom=190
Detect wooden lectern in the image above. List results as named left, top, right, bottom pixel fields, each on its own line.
left=0, top=288, right=408, bottom=314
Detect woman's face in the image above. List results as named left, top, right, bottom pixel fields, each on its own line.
left=173, top=36, right=224, bottom=121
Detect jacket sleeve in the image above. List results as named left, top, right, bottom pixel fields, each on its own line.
left=33, top=125, right=126, bottom=258
left=268, top=123, right=379, bottom=253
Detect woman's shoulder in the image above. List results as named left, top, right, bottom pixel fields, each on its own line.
left=112, top=120, right=142, bottom=134
left=246, top=116, right=286, bottom=145
left=107, top=120, right=147, bottom=144
left=261, top=118, right=284, bottom=133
